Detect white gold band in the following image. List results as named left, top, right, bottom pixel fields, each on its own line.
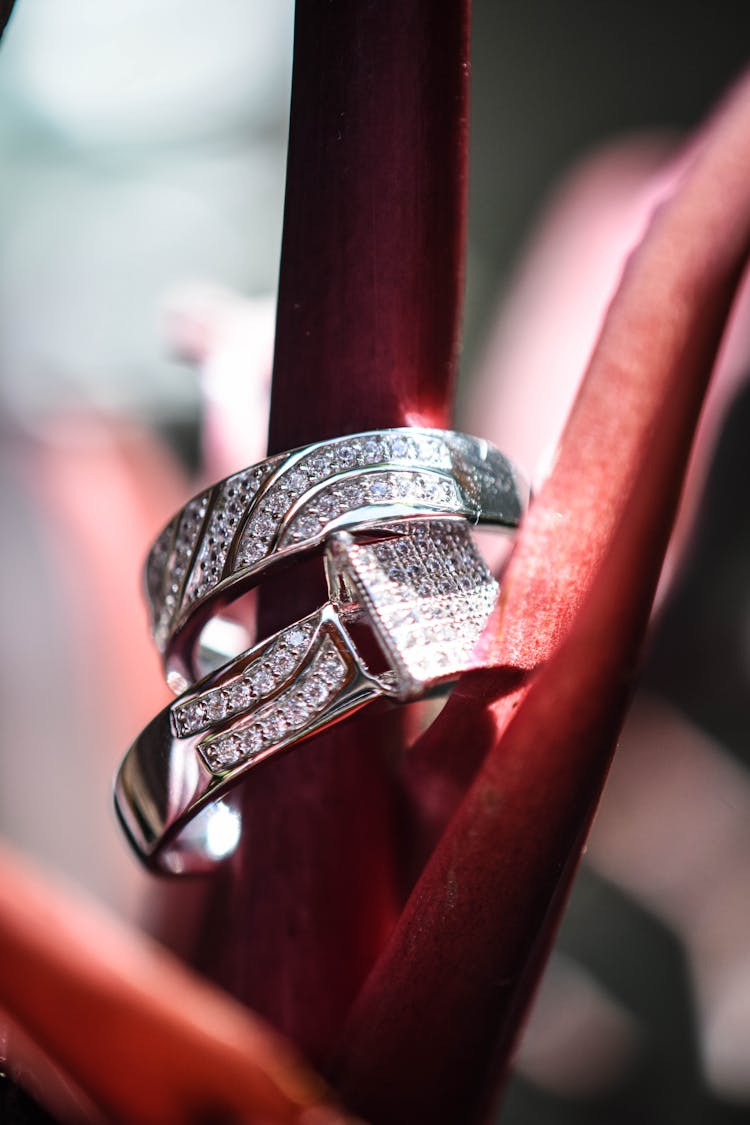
left=116, top=429, right=529, bottom=874
left=116, top=517, right=501, bottom=873
left=145, top=428, right=528, bottom=692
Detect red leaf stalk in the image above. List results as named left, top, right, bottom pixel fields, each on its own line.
left=0, top=844, right=333, bottom=1125
left=334, top=74, right=750, bottom=1122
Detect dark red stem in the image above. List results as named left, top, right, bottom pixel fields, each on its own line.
left=269, top=0, right=469, bottom=447
left=189, top=0, right=471, bottom=1062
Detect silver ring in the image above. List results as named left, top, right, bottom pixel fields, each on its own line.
left=116, top=517, right=501, bottom=873
left=145, top=428, right=529, bottom=693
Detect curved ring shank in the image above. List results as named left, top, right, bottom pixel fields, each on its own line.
left=117, top=518, right=499, bottom=873
left=145, top=429, right=528, bottom=692
left=115, top=605, right=383, bottom=873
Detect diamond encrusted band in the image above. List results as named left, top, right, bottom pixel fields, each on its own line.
left=116, top=518, right=502, bottom=873
left=145, top=429, right=528, bottom=692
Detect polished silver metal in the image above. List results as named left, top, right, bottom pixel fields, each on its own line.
left=144, top=428, right=529, bottom=693
left=116, top=518, right=500, bottom=873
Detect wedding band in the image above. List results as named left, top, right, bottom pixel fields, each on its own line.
left=117, top=428, right=529, bottom=873
left=116, top=518, right=500, bottom=873
left=145, top=429, right=528, bottom=693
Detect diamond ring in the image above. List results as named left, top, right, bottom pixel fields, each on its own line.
left=145, top=428, right=529, bottom=693
left=116, top=518, right=502, bottom=873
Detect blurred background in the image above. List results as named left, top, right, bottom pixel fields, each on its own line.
left=2, top=2, right=750, bottom=1122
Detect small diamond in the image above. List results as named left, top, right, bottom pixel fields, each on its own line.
left=329, top=667, right=346, bottom=689
left=391, top=435, right=409, bottom=458
left=266, top=712, right=288, bottom=741
left=254, top=512, right=276, bottom=537
left=369, top=477, right=392, bottom=502
left=418, top=474, right=440, bottom=500
left=241, top=537, right=267, bottom=565
left=270, top=647, right=296, bottom=678
left=335, top=480, right=365, bottom=507
left=439, top=479, right=456, bottom=503
left=244, top=666, right=261, bottom=691
left=337, top=443, right=356, bottom=469
left=284, top=702, right=303, bottom=728
left=307, top=450, right=332, bottom=478
left=362, top=437, right=385, bottom=464
left=415, top=437, right=439, bottom=462
left=320, top=653, right=346, bottom=687
left=206, top=734, right=241, bottom=769
left=317, top=492, right=339, bottom=519
left=295, top=514, right=322, bottom=539
left=205, top=692, right=228, bottom=723
left=255, top=665, right=276, bottom=694
left=394, top=474, right=413, bottom=498
left=286, top=625, right=310, bottom=651
left=239, top=726, right=264, bottom=757
left=177, top=699, right=205, bottom=734
left=303, top=676, right=328, bottom=707
left=292, top=692, right=314, bottom=722
left=227, top=680, right=254, bottom=710
left=265, top=491, right=289, bottom=518
left=285, top=468, right=307, bottom=493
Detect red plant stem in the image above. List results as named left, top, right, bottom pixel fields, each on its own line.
left=268, top=2, right=469, bottom=447
left=0, top=844, right=333, bottom=1125
left=189, top=0, right=471, bottom=1062
left=334, top=76, right=750, bottom=1122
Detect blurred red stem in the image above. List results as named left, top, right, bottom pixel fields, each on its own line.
left=333, top=75, right=750, bottom=1122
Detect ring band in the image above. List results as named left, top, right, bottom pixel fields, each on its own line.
left=116, top=517, right=500, bottom=873
left=145, top=429, right=528, bottom=692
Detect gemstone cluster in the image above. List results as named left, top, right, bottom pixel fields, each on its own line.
left=171, top=617, right=316, bottom=739
left=197, top=635, right=349, bottom=773
left=338, top=519, right=499, bottom=693
left=144, top=429, right=486, bottom=652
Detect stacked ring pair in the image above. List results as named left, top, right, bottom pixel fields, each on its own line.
left=114, top=429, right=529, bottom=873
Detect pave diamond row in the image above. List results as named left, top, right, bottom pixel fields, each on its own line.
left=198, top=636, right=350, bottom=773
left=234, top=432, right=455, bottom=569
left=146, top=518, right=177, bottom=615
left=145, top=429, right=503, bottom=652
left=277, top=469, right=463, bottom=547
left=171, top=617, right=316, bottom=738
left=151, top=492, right=211, bottom=647
left=181, top=463, right=274, bottom=611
